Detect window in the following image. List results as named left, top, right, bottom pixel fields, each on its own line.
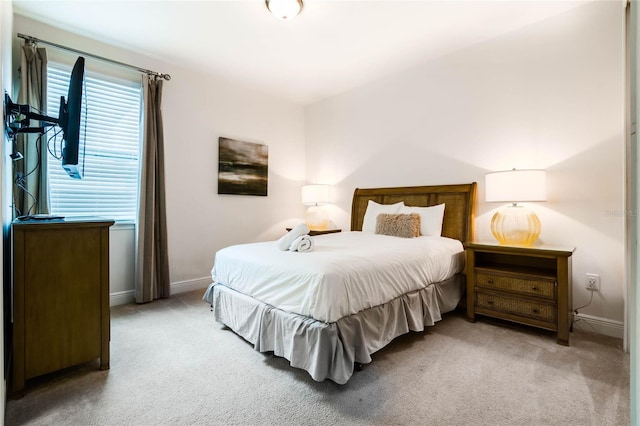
left=47, top=62, right=142, bottom=222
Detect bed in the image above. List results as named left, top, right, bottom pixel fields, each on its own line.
left=203, top=183, right=477, bottom=384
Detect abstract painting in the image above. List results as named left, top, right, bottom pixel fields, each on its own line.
left=218, top=137, right=268, bottom=196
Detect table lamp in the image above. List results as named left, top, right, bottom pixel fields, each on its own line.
left=485, top=169, right=546, bottom=246
left=302, top=184, right=330, bottom=231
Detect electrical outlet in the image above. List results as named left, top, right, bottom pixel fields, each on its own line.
left=586, top=273, right=600, bottom=291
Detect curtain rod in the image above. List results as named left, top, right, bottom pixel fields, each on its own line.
left=17, top=33, right=171, bottom=81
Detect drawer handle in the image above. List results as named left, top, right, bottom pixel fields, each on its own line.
left=532, top=286, right=538, bottom=291
left=487, top=279, right=494, bottom=284
left=532, top=308, right=540, bottom=314
left=487, top=300, right=494, bottom=305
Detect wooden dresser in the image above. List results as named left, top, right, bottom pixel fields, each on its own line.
left=11, top=217, right=113, bottom=394
left=464, top=241, right=574, bottom=345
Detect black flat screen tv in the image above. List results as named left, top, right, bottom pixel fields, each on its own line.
left=59, top=56, right=85, bottom=179
left=3, top=56, right=86, bottom=179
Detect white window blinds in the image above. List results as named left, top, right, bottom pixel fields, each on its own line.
left=47, top=62, right=142, bottom=222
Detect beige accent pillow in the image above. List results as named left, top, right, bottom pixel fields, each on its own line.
left=375, top=213, right=421, bottom=238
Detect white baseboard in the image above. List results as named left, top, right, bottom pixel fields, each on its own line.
left=170, top=276, right=211, bottom=294
left=573, top=313, right=624, bottom=339
left=110, top=290, right=135, bottom=306
left=110, top=277, right=211, bottom=306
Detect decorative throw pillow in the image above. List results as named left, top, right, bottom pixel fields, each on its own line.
left=400, top=203, right=445, bottom=236
left=362, top=200, right=404, bottom=233
left=375, top=213, right=421, bottom=238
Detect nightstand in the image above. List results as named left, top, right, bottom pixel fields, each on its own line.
left=286, top=228, right=341, bottom=236
left=464, top=241, right=574, bottom=345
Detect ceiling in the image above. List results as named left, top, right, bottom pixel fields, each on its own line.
left=12, top=0, right=589, bottom=106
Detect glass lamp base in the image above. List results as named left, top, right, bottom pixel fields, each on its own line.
left=491, top=204, right=541, bottom=246
left=305, top=205, right=329, bottom=231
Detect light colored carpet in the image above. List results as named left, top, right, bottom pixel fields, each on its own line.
left=5, top=289, right=630, bottom=426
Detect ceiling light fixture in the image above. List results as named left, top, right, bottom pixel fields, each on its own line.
left=266, top=0, right=303, bottom=20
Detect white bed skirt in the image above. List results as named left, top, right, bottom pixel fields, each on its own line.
left=203, top=274, right=464, bottom=385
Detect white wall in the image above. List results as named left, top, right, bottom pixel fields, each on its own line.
left=13, top=15, right=307, bottom=303
left=305, top=1, right=625, bottom=336
left=163, top=61, right=306, bottom=289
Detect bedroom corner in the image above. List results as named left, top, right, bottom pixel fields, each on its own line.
left=0, top=0, right=634, bottom=424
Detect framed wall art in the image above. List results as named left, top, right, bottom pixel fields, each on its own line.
left=218, top=137, right=268, bottom=196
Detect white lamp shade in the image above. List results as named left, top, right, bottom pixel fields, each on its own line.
left=302, top=184, right=330, bottom=205
left=485, top=169, right=546, bottom=203
left=266, top=0, right=303, bottom=20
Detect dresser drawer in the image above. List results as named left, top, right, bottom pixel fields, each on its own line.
left=476, top=292, right=556, bottom=323
left=476, top=269, right=556, bottom=300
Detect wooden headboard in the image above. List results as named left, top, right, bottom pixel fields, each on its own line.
left=351, top=183, right=477, bottom=242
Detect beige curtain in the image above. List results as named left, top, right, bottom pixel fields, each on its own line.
left=14, top=42, right=49, bottom=217
left=135, top=75, right=170, bottom=303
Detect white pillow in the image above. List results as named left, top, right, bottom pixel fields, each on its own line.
left=362, top=200, right=404, bottom=233
left=400, top=203, right=445, bottom=236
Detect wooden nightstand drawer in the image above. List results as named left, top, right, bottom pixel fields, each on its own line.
left=476, top=269, right=556, bottom=300
left=476, top=292, right=556, bottom=324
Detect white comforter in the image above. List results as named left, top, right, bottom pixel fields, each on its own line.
left=211, top=231, right=464, bottom=323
